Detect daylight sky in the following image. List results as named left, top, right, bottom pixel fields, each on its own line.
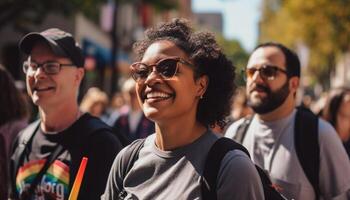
left=192, top=0, right=261, bottom=51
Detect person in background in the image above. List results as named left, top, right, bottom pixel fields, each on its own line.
left=113, top=78, right=155, bottom=141
left=10, top=28, right=123, bottom=200
left=230, top=87, right=254, bottom=122
left=0, top=64, right=28, bottom=200
left=300, top=94, right=313, bottom=109
left=310, top=92, right=328, bottom=116
left=322, top=87, right=350, bottom=158
left=212, top=87, right=253, bottom=134
left=102, top=18, right=264, bottom=200
left=80, top=87, right=109, bottom=120
left=225, top=42, right=350, bottom=199
left=104, top=92, right=128, bottom=126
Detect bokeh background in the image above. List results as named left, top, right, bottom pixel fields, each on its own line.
left=1, top=0, right=349, bottom=101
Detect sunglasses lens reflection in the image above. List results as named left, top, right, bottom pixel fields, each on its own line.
left=246, top=66, right=277, bottom=80
left=157, top=59, right=178, bottom=78
left=131, top=58, right=179, bottom=81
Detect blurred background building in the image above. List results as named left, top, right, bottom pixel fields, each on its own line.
left=195, top=12, right=223, bottom=33
left=0, top=0, right=349, bottom=102
left=0, top=0, right=194, bottom=99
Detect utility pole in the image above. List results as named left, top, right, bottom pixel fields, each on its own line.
left=110, top=0, right=119, bottom=95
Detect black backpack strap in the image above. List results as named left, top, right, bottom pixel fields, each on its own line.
left=120, top=139, right=146, bottom=177
left=19, top=144, right=64, bottom=200
left=201, top=137, right=250, bottom=200
left=294, top=107, right=320, bottom=199
left=118, top=139, right=146, bottom=199
left=10, top=120, right=40, bottom=198
left=11, top=120, right=40, bottom=170
left=202, top=137, right=286, bottom=200
left=233, top=115, right=254, bottom=143
left=255, top=166, right=287, bottom=200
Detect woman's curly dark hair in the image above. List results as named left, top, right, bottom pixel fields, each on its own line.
left=133, top=18, right=236, bottom=129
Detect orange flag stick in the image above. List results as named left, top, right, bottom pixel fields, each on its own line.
left=68, top=157, right=88, bottom=200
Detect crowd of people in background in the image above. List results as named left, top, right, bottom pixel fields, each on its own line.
left=0, top=18, right=350, bottom=200
left=0, top=64, right=29, bottom=200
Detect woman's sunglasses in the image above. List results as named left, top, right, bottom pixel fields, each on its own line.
left=244, top=65, right=288, bottom=81
left=130, top=57, right=193, bottom=82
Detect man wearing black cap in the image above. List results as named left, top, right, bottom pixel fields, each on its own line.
left=9, top=28, right=123, bottom=200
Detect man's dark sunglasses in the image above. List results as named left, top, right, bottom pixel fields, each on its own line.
left=130, top=57, right=194, bottom=82
left=244, top=65, right=288, bottom=81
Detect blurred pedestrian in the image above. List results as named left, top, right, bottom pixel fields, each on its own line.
left=80, top=87, right=109, bottom=120
left=113, top=78, right=155, bottom=141
left=230, top=87, right=254, bottom=122
left=102, top=18, right=264, bottom=200
left=225, top=42, right=350, bottom=199
left=104, top=92, right=128, bottom=126
left=0, top=64, right=28, bottom=200
left=212, top=87, right=254, bottom=135
left=10, top=28, right=123, bottom=200
left=322, top=87, right=350, bottom=158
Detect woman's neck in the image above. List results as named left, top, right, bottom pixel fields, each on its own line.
left=155, top=121, right=207, bottom=151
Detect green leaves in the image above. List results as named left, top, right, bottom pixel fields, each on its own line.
left=260, top=0, right=350, bottom=87
left=0, top=0, right=177, bottom=32
left=216, top=35, right=249, bottom=86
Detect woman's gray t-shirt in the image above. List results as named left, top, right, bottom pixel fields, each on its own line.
left=102, top=131, right=264, bottom=200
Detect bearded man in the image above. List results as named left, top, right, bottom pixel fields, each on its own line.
left=225, top=42, right=350, bottom=200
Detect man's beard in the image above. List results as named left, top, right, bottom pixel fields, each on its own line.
left=248, top=80, right=290, bottom=114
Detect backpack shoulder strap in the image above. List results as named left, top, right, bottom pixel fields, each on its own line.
left=294, top=107, right=320, bottom=199
left=117, top=139, right=145, bottom=199
left=202, top=137, right=286, bottom=200
left=10, top=120, right=40, bottom=198
left=120, top=139, right=146, bottom=177
left=20, top=144, right=64, bottom=199
left=233, top=115, right=254, bottom=143
left=10, top=120, right=40, bottom=170
left=201, top=137, right=250, bottom=200
left=17, top=120, right=40, bottom=145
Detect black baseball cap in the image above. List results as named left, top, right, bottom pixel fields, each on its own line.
left=19, top=28, right=85, bottom=67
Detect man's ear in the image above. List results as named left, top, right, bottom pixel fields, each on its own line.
left=75, top=68, right=85, bottom=85
left=289, top=76, right=299, bottom=93
left=196, top=75, right=209, bottom=98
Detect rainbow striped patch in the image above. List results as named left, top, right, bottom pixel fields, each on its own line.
left=16, top=159, right=70, bottom=200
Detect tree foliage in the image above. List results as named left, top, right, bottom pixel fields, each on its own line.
left=216, top=35, right=249, bottom=86
left=0, top=0, right=101, bottom=31
left=259, top=0, right=350, bottom=87
left=0, top=0, right=177, bottom=33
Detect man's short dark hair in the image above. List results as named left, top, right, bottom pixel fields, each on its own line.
left=254, top=42, right=300, bottom=78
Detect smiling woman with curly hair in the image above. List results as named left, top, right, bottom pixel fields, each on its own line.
left=102, top=18, right=264, bottom=200
left=133, top=19, right=236, bottom=130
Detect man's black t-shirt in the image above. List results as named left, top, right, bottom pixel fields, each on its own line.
left=13, top=113, right=123, bottom=200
